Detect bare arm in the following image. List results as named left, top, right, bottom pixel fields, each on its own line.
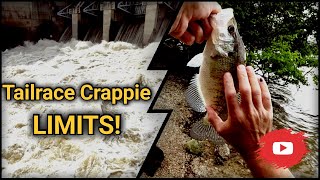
left=207, top=65, right=294, bottom=178
left=245, top=156, right=294, bottom=178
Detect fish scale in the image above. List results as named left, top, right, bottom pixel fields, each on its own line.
left=186, top=8, right=246, bottom=144
left=200, top=53, right=238, bottom=121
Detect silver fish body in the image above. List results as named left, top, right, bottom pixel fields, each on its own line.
left=186, top=8, right=246, bottom=144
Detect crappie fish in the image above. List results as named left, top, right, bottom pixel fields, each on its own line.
left=186, top=8, right=246, bottom=144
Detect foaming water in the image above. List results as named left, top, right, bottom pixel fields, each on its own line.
left=1, top=39, right=167, bottom=178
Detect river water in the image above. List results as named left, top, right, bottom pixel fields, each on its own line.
left=270, top=68, right=318, bottom=177
left=1, top=39, right=167, bottom=177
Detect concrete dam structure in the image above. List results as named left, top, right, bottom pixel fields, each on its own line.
left=1, top=1, right=180, bottom=50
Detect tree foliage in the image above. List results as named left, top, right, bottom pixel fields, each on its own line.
left=218, top=1, right=319, bottom=86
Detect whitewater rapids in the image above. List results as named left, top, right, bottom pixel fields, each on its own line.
left=1, top=39, right=166, bottom=178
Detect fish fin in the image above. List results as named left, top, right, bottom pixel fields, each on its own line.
left=186, top=53, right=203, bottom=67
left=190, top=116, right=225, bottom=145
left=185, top=74, right=206, bottom=112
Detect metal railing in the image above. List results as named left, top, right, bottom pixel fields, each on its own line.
left=162, top=1, right=180, bottom=11
left=83, top=1, right=100, bottom=16
left=58, top=1, right=179, bottom=19
left=117, top=1, right=147, bottom=16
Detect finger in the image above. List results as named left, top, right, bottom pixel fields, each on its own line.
left=188, top=21, right=204, bottom=44
left=237, top=64, right=253, bottom=109
left=206, top=106, right=226, bottom=134
left=169, top=11, right=181, bottom=34
left=211, top=2, right=222, bottom=14
left=246, top=66, right=263, bottom=109
left=169, top=14, right=189, bottom=39
left=258, top=77, right=272, bottom=111
left=180, top=31, right=195, bottom=46
left=200, top=18, right=213, bottom=41
left=224, top=72, right=240, bottom=117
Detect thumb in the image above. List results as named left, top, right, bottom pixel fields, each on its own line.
left=211, top=2, right=222, bottom=14
left=206, top=106, right=224, bottom=134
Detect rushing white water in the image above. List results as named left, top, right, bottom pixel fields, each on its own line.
left=1, top=39, right=167, bottom=177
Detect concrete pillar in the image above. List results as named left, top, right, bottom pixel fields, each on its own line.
left=30, top=2, right=39, bottom=36
left=143, top=2, right=159, bottom=45
left=72, top=12, right=80, bottom=39
left=102, top=2, right=115, bottom=41
left=103, top=9, right=112, bottom=41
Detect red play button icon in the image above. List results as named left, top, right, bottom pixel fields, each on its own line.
left=280, top=144, right=287, bottom=152
left=272, top=142, right=293, bottom=155
left=258, top=129, right=309, bottom=168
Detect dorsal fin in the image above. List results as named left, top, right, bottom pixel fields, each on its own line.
left=186, top=53, right=203, bottom=68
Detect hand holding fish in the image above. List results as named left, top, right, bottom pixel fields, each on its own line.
left=207, top=65, right=293, bottom=178
left=169, top=2, right=221, bottom=45
left=207, top=65, right=272, bottom=158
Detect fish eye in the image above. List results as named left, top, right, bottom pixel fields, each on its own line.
left=228, top=25, right=234, bottom=34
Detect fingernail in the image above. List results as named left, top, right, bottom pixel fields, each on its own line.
left=238, top=64, right=246, bottom=72
left=224, top=72, right=231, bottom=79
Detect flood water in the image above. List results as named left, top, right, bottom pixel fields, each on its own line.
left=1, top=40, right=167, bottom=177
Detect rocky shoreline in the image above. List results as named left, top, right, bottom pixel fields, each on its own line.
left=140, top=69, right=252, bottom=178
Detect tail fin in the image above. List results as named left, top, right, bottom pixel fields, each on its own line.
left=190, top=116, right=225, bottom=145
left=185, top=74, right=206, bottom=112
left=186, top=53, right=203, bottom=67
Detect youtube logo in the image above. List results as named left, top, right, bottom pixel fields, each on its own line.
left=272, top=142, right=293, bottom=155
left=257, top=129, right=308, bottom=168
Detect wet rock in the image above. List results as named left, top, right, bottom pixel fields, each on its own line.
left=217, top=144, right=230, bottom=160
left=191, top=157, right=209, bottom=177
left=237, top=159, right=245, bottom=166
left=214, top=155, right=225, bottom=165
left=214, top=143, right=230, bottom=165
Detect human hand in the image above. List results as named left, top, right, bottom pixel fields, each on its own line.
left=169, top=2, right=221, bottom=45
left=207, top=65, right=273, bottom=160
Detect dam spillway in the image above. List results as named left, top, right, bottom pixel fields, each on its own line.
left=1, top=1, right=181, bottom=50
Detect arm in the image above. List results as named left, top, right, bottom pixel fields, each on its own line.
left=207, top=65, right=294, bottom=178
left=245, top=156, right=294, bottom=178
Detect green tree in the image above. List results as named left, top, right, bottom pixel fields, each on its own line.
left=219, top=1, right=318, bottom=86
